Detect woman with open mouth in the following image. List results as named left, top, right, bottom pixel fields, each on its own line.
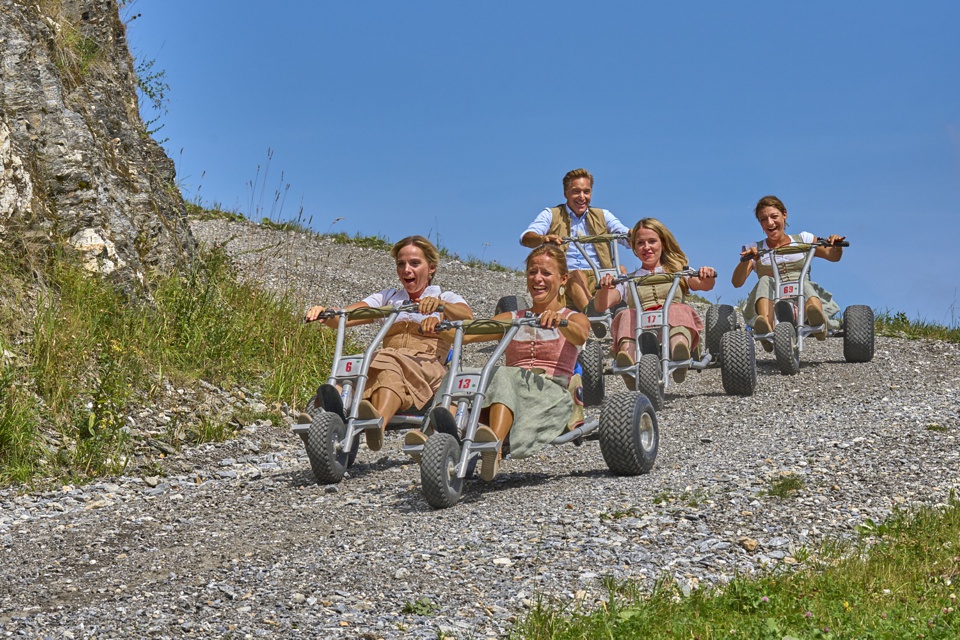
left=731, top=195, right=845, bottom=350
left=304, top=235, right=473, bottom=452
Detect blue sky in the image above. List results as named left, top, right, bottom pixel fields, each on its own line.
left=128, top=1, right=960, bottom=325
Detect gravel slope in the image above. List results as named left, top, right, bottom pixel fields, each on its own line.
left=1, top=220, right=958, bottom=639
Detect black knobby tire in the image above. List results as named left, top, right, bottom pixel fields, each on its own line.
left=773, top=322, right=800, bottom=375
left=598, top=392, right=659, bottom=476
left=705, top=304, right=737, bottom=357
left=719, top=330, right=757, bottom=396
left=578, top=339, right=605, bottom=407
left=843, top=305, right=875, bottom=363
left=583, top=298, right=608, bottom=338
left=636, top=353, right=663, bottom=411
left=305, top=383, right=346, bottom=423
left=420, top=433, right=464, bottom=509
left=775, top=300, right=796, bottom=326
left=306, top=412, right=350, bottom=484
left=494, top=295, right=522, bottom=315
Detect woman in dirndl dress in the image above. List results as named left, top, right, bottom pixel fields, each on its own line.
left=304, top=235, right=472, bottom=451
left=422, top=243, right=590, bottom=481
left=731, top=195, right=845, bottom=350
left=594, top=217, right=716, bottom=385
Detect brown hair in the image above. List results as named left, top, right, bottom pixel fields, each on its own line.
left=391, top=235, right=439, bottom=283
left=754, top=195, right=788, bottom=220
left=562, top=168, right=594, bottom=192
left=631, top=217, right=690, bottom=294
left=525, top=244, right=569, bottom=306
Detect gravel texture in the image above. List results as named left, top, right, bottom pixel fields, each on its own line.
left=1, top=220, right=958, bottom=639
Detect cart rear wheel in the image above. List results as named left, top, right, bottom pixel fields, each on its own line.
left=306, top=412, right=351, bottom=484
left=599, top=392, right=659, bottom=475
left=774, top=322, right=800, bottom=375
left=421, top=433, right=464, bottom=509
left=720, top=330, right=757, bottom=396
left=636, top=353, right=664, bottom=411
left=494, top=295, right=522, bottom=315
left=705, top=304, right=737, bottom=357
left=578, top=339, right=605, bottom=407
left=843, top=305, right=875, bottom=363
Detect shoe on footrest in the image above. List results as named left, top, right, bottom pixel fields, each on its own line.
left=403, top=429, right=428, bottom=463
left=671, top=341, right=690, bottom=383
left=474, top=425, right=501, bottom=482
left=805, top=304, right=827, bottom=340
left=754, top=316, right=774, bottom=353
left=358, top=400, right=383, bottom=451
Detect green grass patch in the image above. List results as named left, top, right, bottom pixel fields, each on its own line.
left=513, top=494, right=960, bottom=639
left=875, top=310, right=960, bottom=343
left=185, top=201, right=246, bottom=223
left=762, top=474, right=805, bottom=499
left=401, top=597, right=439, bottom=617
left=0, top=244, right=339, bottom=485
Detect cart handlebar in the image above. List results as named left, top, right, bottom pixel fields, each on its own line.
left=432, top=314, right=568, bottom=334
left=740, top=238, right=849, bottom=262
left=305, top=301, right=437, bottom=322
left=561, top=232, right=629, bottom=244
left=600, top=267, right=711, bottom=289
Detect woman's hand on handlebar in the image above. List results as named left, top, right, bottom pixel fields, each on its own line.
left=537, top=309, right=566, bottom=329
left=419, top=316, right=441, bottom=334
left=822, top=234, right=846, bottom=246
left=305, top=305, right=331, bottom=322
left=598, top=273, right=618, bottom=290
left=739, top=245, right=759, bottom=262
left=417, top=296, right=443, bottom=316
left=689, top=266, right=718, bottom=292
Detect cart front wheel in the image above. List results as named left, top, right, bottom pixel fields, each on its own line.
left=636, top=353, right=664, bottom=411
left=773, top=322, right=800, bottom=375
left=421, top=433, right=465, bottom=509
left=306, top=412, right=351, bottom=484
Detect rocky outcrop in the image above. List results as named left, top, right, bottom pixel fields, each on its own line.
left=0, top=0, right=194, bottom=287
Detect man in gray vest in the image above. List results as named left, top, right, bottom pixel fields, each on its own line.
left=520, top=168, right=630, bottom=313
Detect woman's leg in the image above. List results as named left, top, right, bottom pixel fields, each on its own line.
left=753, top=296, right=775, bottom=352
left=371, top=387, right=402, bottom=428
left=488, top=403, right=514, bottom=441
left=474, top=403, right=513, bottom=481
left=361, top=387, right=403, bottom=451
left=669, top=331, right=692, bottom=383
left=755, top=297, right=775, bottom=330
left=805, top=296, right=826, bottom=339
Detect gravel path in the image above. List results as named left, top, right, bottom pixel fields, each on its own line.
left=2, top=220, right=958, bottom=639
